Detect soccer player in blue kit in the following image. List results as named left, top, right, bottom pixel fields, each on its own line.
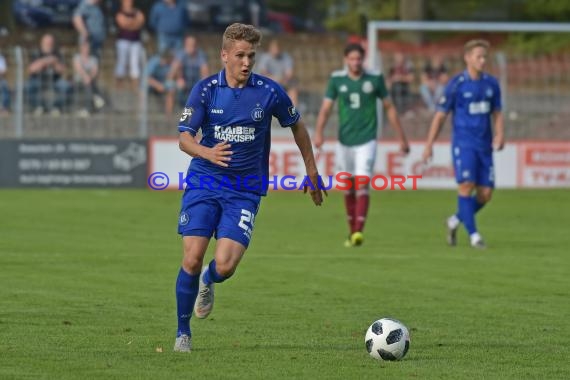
left=422, top=40, right=504, bottom=249
left=173, top=23, right=326, bottom=352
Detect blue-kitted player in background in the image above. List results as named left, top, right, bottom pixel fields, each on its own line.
left=422, top=39, right=505, bottom=249
left=173, top=23, right=326, bottom=352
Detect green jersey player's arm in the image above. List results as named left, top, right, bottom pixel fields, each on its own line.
left=314, top=76, right=338, bottom=149
left=382, top=98, right=409, bottom=154
left=377, top=75, right=410, bottom=154
left=313, top=97, right=334, bottom=149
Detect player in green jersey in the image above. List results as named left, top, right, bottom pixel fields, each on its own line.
left=314, top=43, right=409, bottom=247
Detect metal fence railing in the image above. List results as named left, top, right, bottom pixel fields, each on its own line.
left=1, top=41, right=569, bottom=141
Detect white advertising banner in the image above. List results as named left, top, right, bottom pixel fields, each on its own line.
left=518, top=142, right=570, bottom=188
left=149, top=137, right=556, bottom=190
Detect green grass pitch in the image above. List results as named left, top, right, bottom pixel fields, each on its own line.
left=0, top=189, right=569, bottom=379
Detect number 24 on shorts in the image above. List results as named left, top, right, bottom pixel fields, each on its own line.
left=238, top=209, right=255, bottom=239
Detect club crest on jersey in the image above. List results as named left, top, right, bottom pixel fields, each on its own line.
left=362, top=81, right=373, bottom=93
left=179, top=212, right=189, bottom=226
left=179, top=107, right=193, bottom=122
left=486, top=88, right=493, bottom=97
left=288, top=106, right=297, bottom=117
left=339, top=85, right=348, bottom=92
left=251, top=107, right=264, bottom=122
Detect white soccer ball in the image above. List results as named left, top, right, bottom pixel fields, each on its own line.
left=365, top=318, right=410, bottom=361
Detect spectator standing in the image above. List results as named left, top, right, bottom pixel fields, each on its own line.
left=114, top=0, right=145, bottom=91
left=73, top=0, right=106, bottom=59
left=149, top=0, right=189, bottom=53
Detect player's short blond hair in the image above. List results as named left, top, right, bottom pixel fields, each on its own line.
left=222, top=23, right=262, bottom=50
left=464, top=39, right=490, bottom=54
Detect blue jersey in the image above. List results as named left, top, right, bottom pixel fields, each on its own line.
left=438, top=71, right=501, bottom=152
left=178, top=70, right=299, bottom=195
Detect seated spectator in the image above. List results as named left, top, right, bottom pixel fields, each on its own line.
left=170, top=35, right=209, bottom=107
left=420, top=55, right=449, bottom=112
left=257, top=39, right=298, bottom=105
left=144, top=50, right=176, bottom=115
left=0, top=51, right=10, bottom=114
left=25, top=34, right=72, bottom=116
left=388, top=52, right=414, bottom=114
left=149, top=0, right=189, bottom=54
left=73, top=40, right=105, bottom=118
left=73, top=0, right=105, bottom=59
left=114, top=0, right=145, bottom=91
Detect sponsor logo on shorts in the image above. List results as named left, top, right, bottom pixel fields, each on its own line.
left=179, top=212, right=189, bottom=226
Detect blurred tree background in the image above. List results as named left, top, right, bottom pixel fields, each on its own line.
left=1, top=0, right=569, bottom=53
left=266, top=0, right=570, bottom=53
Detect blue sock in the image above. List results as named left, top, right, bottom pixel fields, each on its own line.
left=176, top=267, right=199, bottom=337
left=202, top=260, right=229, bottom=285
left=458, top=195, right=477, bottom=235
left=456, top=196, right=485, bottom=221
left=472, top=197, right=485, bottom=214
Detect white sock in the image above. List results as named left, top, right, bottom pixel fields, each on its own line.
left=447, top=215, right=460, bottom=229
left=470, top=232, right=482, bottom=245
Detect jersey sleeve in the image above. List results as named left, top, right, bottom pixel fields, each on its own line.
left=436, top=79, right=456, bottom=113
left=324, top=76, right=337, bottom=100
left=73, top=2, right=87, bottom=18
left=177, top=81, right=208, bottom=135
left=272, top=83, right=300, bottom=128
left=491, top=79, right=502, bottom=112
left=375, top=75, right=389, bottom=99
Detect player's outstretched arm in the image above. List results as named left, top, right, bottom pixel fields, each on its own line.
left=291, top=120, right=326, bottom=206
left=422, top=111, right=448, bottom=163
left=179, top=132, right=232, bottom=167
left=492, top=110, right=505, bottom=151
left=383, top=99, right=410, bottom=154
left=314, top=98, right=334, bottom=149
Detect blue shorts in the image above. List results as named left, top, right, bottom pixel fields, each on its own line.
left=452, top=146, right=495, bottom=188
left=178, top=188, right=261, bottom=248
